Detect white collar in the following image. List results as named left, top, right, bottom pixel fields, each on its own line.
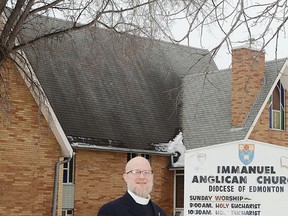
left=128, top=190, right=151, bottom=205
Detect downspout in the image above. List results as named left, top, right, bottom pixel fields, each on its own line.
left=52, top=155, right=74, bottom=216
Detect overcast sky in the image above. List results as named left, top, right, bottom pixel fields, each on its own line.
left=184, top=28, right=288, bottom=70
left=172, top=1, right=288, bottom=70
left=186, top=28, right=288, bottom=70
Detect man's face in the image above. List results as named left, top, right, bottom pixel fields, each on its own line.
left=123, top=157, right=154, bottom=198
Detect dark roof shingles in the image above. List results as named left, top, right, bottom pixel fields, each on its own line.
left=22, top=17, right=217, bottom=150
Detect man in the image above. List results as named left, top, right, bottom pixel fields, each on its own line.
left=97, top=156, right=166, bottom=216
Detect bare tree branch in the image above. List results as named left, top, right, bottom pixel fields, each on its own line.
left=29, top=0, right=65, bottom=15
left=6, top=0, right=35, bottom=49
left=1, top=0, right=288, bottom=115
left=0, top=0, right=8, bottom=15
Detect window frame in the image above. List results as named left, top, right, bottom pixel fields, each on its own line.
left=127, top=153, right=150, bottom=161
left=269, top=80, right=285, bottom=131
left=174, top=169, right=184, bottom=215
left=62, top=209, right=73, bottom=216
left=63, top=156, right=74, bottom=184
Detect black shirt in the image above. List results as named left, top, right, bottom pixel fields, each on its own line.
left=141, top=201, right=155, bottom=216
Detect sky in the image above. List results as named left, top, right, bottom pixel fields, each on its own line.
left=171, top=1, right=288, bottom=70
left=183, top=28, right=288, bottom=70
left=182, top=28, right=288, bottom=70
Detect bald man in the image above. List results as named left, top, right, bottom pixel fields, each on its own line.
left=97, top=156, right=166, bottom=216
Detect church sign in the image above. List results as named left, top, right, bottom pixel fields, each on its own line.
left=184, top=140, right=288, bottom=216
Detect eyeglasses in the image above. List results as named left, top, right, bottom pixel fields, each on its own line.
left=126, top=170, right=153, bottom=176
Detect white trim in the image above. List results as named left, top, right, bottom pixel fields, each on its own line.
left=11, top=50, right=73, bottom=157
left=1, top=11, right=72, bottom=157
left=185, top=138, right=288, bottom=153
left=245, top=59, right=288, bottom=139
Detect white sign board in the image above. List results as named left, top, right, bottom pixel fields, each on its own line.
left=184, top=140, right=288, bottom=216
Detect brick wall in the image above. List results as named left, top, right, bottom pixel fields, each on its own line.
left=74, top=150, right=174, bottom=216
left=150, top=155, right=174, bottom=216
left=0, top=60, right=175, bottom=216
left=0, top=60, right=62, bottom=215
left=249, top=91, right=288, bottom=147
left=232, top=48, right=265, bottom=127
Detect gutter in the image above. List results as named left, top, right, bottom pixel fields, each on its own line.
left=52, top=155, right=74, bottom=216
left=71, top=143, right=172, bottom=156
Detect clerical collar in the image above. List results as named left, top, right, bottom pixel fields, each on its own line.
left=128, top=190, right=151, bottom=205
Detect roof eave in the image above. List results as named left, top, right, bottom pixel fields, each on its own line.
left=71, top=143, right=173, bottom=156
left=12, top=50, right=74, bottom=158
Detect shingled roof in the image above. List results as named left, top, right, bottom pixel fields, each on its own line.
left=20, top=16, right=218, bottom=151
left=183, top=58, right=287, bottom=149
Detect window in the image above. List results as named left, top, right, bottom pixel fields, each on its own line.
left=63, top=156, right=74, bottom=184
left=269, top=80, right=285, bottom=130
left=175, top=170, right=184, bottom=216
left=62, top=209, right=73, bottom=216
left=127, top=153, right=150, bottom=161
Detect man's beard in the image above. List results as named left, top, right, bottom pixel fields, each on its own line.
left=128, top=181, right=153, bottom=198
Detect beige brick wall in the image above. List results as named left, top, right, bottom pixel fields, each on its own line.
left=0, top=60, right=175, bottom=216
left=0, top=60, right=62, bottom=215
left=249, top=91, right=288, bottom=147
left=150, top=155, right=174, bottom=216
left=74, top=150, right=174, bottom=216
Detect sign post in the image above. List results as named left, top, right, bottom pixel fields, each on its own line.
left=184, top=140, right=288, bottom=216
